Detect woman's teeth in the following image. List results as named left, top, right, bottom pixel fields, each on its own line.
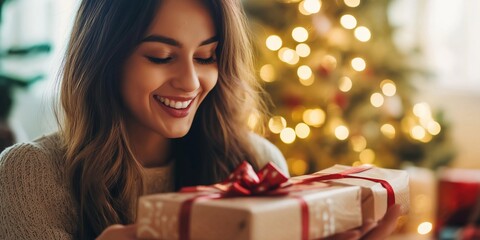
left=158, top=97, right=192, bottom=109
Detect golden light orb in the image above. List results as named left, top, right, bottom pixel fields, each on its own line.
left=266, top=35, right=282, bottom=51
left=427, top=121, right=441, bottom=135
left=296, top=43, right=311, bottom=57
left=295, top=123, right=311, bottom=139
left=370, top=92, right=384, bottom=108
left=302, top=0, right=322, bottom=15
left=413, top=102, right=432, bottom=119
left=340, top=14, right=357, bottom=29
left=335, top=125, right=350, bottom=140
left=339, top=76, right=353, bottom=92
left=292, top=27, right=309, bottom=43
left=381, top=79, right=397, bottom=96
left=297, top=65, right=313, bottom=80
left=417, top=222, right=433, bottom=235
left=381, top=123, right=396, bottom=139
left=280, top=127, right=296, bottom=144
left=268, top=116, right=287, bottom=134
left=259, top=64, right=276, bottom=82
left=344, top=0, right=360, bottom=8
left=351, top=57, right=366, bottom=71
left=289, top=158, right=308, bottom=176
left=299, top=75, right=315, bottom=86
left=247, top=113, right=259, bottom=130
left=359, top=148, right=375, bottom=164
left=354, top=26, right=371, bottom=42
left=303, top=108, right=326, bottom=127
left=322, top=55, right=337, bottom=71
left=411, top=125, right=426, bottom=140
left=351, top=135, right=367, bottom=152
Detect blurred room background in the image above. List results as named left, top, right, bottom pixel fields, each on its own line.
left=1, top=0, right=479, bottom=239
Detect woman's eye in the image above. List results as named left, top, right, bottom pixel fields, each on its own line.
left=195, top=56, right=217, bottom=65
left=146, top=56, right=172, bottom=64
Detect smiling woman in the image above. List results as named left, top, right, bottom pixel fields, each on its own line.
left=0, top=0, right=289, bottom=239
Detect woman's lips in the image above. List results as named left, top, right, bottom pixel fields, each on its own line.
left=154, top=95, right=196, bottom=118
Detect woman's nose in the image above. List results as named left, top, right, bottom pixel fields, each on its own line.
left=171, top=61, right=200, bottom=92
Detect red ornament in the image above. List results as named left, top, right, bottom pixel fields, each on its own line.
left=333, top=92, right=349, bottom=110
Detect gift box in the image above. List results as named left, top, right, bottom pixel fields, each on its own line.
left=136, top=162, right=408, bottom=240
left=436, top=168, right=480, bottom=239
left=137, top=162, right=363, bottom=240
left=306, top=164, right=410, bottom=222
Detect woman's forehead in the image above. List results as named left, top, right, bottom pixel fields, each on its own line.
left=145, top=0, right=217, bottom=47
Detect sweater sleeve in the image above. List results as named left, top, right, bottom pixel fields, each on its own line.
left=0, top=143, right=75, bottom=240
left=249, top=133, right=290, bottom=177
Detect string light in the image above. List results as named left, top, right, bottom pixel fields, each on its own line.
left=413, top=102, right=432, bottom=119
left=351, top=135, right=367, bottom=152
left=266, top=35, right=282, bottom=51
left=296, top=43, right=311, bottom=57
left=292, top=27, right=309, bottom=42
left=370, top=92, right=384, bottom=107
left=340, top=14, right=357, bottom=29
left=288, top=158, right=308, bottom=176
left=411, top=125, right=426, bottom=140
left=299, top=0, right=321, bottom=15
left=351, top=57, right=366, bottom=71
left=322, top=55, right=337, bottom=71
left=381, top=79, right=396, bottom=96
left=417, top=222, right=433, bottom=235
left=295, top=123, right=311, bottom=138
left=354, top=26, right=371, bottom=42
left=299, top=75, right=315, bottom=86
left=247, top=112, right=260, bottom=130
left=344, top=0, right=360, bottom=8
left=268, top=116, right=287, bottom=134
left=427, top=121, right=441, bottom=135
left=335, top=125, right=350, bottom=140
left=297, top=65, right=313, bottom=80
left=359, top=149, right=375, bottom=164
left=280, top=127, right=296, bottom=144
left=260, top=64, right=276, bottom=82
left=381, top=123, right=396, bottom=139
left=278, top=47, right=299, bottom=65
left=339, top=76, right=353, bottom=92
left=303, top=108, right=326, bottom=127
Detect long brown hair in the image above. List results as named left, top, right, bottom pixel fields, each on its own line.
left=58, top=0, right=266, bottom=239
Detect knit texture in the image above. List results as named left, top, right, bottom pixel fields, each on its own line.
left=0, top=133, right=288, bottom=239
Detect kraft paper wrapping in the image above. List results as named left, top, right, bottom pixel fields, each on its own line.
left=137, top=185, right=362, bottom=240
left=314, top=164, right=410, bottom=222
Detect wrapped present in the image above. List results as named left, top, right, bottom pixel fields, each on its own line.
left=436, top=168, right=480, bottom=239
left=303, top=164, right=410, bottom=222
left=137, top=162, right=363, bottom=240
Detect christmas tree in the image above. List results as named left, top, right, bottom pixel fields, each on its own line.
left=243, top=0, right=454, bottom=175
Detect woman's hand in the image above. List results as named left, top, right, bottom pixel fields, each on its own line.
left=325, top=204, right=403, bottom=240
left=96, top=224, right=137, bottom=240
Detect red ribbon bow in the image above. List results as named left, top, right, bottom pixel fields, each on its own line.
left=180, top=161, right=290, bottom=196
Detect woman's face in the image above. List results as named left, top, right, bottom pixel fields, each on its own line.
left=121, top=0, right=218, bottom=139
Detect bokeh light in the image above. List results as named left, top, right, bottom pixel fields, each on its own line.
left=266, top=35, right=282, bottom=51
left=260, top=64, right=276, bottom=82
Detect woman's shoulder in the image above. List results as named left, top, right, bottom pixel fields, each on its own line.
left=0, top=132, right=66, bottom=183
left=248, top=132, right=290, bottom=177
left=0, top=132, right=77, bottom=239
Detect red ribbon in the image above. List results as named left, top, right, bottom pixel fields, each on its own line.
left=177, top=162, right=396, bottom=240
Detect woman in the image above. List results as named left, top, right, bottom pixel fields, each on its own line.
left=0, top=0, right=400, bottom=239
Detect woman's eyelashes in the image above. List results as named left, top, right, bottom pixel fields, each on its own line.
left=147, top=56, right=173, bottom=64
left=146, top=55, right=216, bottom=65
left=145, top=56, right=217, bottom=64
left=194, top=56, right=216, bottom=64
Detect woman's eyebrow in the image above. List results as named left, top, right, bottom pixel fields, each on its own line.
left=141, top=35, right=218, bottom=47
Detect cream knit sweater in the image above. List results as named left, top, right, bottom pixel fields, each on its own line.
left=0, top=133, right=288, bottom=240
